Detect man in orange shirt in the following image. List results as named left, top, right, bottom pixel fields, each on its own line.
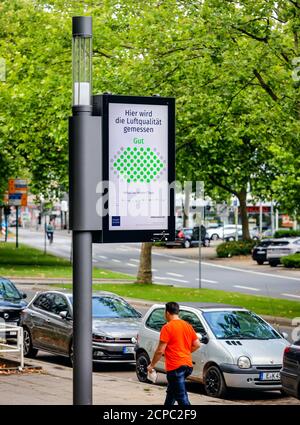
left=147, top=301, right=201, bottom=405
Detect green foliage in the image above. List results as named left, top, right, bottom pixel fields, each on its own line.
left=274, top=230, right=300, bottom=238
left=216, top=240, right=257, bottom=258
left=281, top=254, right=300, bottom=268
left=57, top=282, right=300, bottom=319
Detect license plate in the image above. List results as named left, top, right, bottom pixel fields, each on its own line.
left=259, top=372, right=280, bottom=381
left=257, top=250, right=265, bottom=254
left=122, top=346, right=135, bottom=354
left=9, top=331, right=17, bottom=336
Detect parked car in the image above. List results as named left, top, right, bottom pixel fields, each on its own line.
left=166, top=227, right=210, bottom=249
left=224, top=228, right=259, bottom=242
left=21, top=290, right=142, bottom=364
left=252, top=239, right=274, bottom=265
left=135, top=303, right=289, bottom=398
left=281, top=340, right=300, bottom=400
left=0, top=277, right=27, bottom=333
left=206, top=224, right=242, bottom=241
left=266, top=238, right=300, bottom=267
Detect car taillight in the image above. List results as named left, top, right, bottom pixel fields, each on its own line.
left=178, top=231, right=184, bottom=238
left=284, top=346, right=291, bottom=355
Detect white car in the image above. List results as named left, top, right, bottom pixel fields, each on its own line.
left=135, top=303, right=289, bottom=398
left=267, top=238, right=300, bottom=267
left=206, top=225, right=242, bottom=241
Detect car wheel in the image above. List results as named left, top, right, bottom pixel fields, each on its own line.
left=184, top=240, right=191, bottom=249
left=256, top=260, right=264, bottom=265
left=269, top=260, right=279, bottom=267
left=136, top=351, right=151, bottom=383
left=23, top=327, right=38, bottom=358
left=211, top=234, right=219, bottom=241
left=203, top=239, right=210, bottom=247
left=204, top=365, right=227, bottom=398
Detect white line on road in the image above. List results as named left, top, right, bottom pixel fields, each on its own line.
left=234, top=285, right=260, bottom=292
left=168, top=259, right=186, bottom=264
left=112, top=259, right=121, bottom=263
left=281, top=293, right=300, bottom=299
left=195, top=278, right=218, bottom=284
left=154, top=276, right=188, bottom=283
left=201, top=261, right=300, bottom=282
left=167, top=272, right=184, bottom=278
left=130, top=259, right=139, bottom=263
left=98, top=255, right=107, bottom=259
left=127, top=263, right=138, bottom=267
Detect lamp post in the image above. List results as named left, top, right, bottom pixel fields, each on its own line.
left=71, top=16, right=93, bottom=406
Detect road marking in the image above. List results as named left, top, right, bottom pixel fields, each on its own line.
left=196, top=278, right=218, bottom=284
left=127, top=263, right=137, bottom=267
left=98, top=255, right=107, bottom=259
left=281, top=293, right=300, bottom=299
left=152, top=251, right=300, bottom=282
left=234, top=285, right=260, bottom=292
left=154, top=276, right=188, bottom=284
left=169, top=259, right=186, bottom=264
left=112, top=259, right=121, bottom=263
left=167, top=272, right=184, bottom=277
left=130, top=259, right=139, bottom=263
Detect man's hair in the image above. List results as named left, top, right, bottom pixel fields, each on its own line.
left=165, top=302, right=179, bottom=315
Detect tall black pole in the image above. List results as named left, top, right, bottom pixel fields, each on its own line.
left=5, top=211, right=8, bottom=242
left=73, top=231, right=93, bottom=405
left=70, top=16, right=94, bottom=406
left=16, top=206, right=19, bottom=248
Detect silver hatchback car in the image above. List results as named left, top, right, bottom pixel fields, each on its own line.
left=21, top=290, right=142, bottom=364
left=135, top=303, right=289, bottom=398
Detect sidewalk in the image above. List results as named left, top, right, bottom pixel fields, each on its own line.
left=0, top=356, right=236, bottom=405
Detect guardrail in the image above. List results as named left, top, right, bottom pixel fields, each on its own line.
left=0, top=323, right=24, bottom=369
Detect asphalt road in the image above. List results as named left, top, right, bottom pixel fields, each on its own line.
left=15, top=228, right=300, bottom=302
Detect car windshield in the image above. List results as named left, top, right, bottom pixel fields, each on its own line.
left=203, top=310, right=281, bottom=340
left=91, top=296, right=140, bottom=319
left=0, top=279, right=21, bottom=300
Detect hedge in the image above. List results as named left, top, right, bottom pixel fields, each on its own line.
left=274, top=229, right=300, bottom=238
left=216, top=240, right=257, bottom=258
left=281, top=254, right=300, bottom=268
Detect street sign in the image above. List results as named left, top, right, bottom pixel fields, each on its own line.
left=97, top=94, right=175, bottom=243
left=8, top=193, right=27, bottom=207
left=8, top=178, right=27, bottom=194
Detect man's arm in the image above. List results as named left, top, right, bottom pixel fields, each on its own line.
left=191, top=338, right=201, bottom=353
left=147, top=341, right=167, bottom=372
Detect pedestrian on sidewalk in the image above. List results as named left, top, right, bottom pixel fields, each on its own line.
left=46, top=220, right=54, bottom=244
left=147, top=301, right=201, bottom=405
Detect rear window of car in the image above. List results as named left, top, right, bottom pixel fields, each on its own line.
left=269, top=241, right=290, bottom=246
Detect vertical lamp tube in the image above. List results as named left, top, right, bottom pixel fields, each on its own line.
left=72, top=17, right=92, bottom=107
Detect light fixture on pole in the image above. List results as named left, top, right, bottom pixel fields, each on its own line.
left=72, top=16, right=92, bottom=108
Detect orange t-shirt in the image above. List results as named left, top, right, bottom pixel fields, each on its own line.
left=159, top=319, right=198, bottom=371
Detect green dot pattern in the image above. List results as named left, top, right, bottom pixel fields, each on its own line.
left=112, top=146, right=166, bottom=183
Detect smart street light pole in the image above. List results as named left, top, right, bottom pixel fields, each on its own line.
left=70, top=16, right=93, bottom=406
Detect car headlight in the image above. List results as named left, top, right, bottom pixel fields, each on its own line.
left=237, top=356, right=251, bottom=369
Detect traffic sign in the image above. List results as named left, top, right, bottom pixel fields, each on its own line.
left=8, top=193, right=27, bottom=207
left=8, top=179, right=28, bottom=194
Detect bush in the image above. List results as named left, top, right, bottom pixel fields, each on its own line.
left=281, top=254, right=300, bottom=268
left=274, top=229, right=300, bottom=238
left=216, top=240, right=257, bottom=258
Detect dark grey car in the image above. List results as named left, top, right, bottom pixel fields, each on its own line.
left=20, top=290, right=142, bottom=363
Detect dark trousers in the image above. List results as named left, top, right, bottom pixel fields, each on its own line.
left=164, top=365, right=193, bottom=406
left=47, top=232, right=53, bottom=244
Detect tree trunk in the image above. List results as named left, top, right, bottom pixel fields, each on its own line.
left=136, top=242, right=152, bottom=284
left=237, top=189, right=250, bottom=240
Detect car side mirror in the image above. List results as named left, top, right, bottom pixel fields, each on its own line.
left=59, top=311, right=70, bottom=320
left=198, top=334, right=209, bottom=344
left=280, top=331, right=289, bottom=340
left=22, top=293, right=27, bottom=299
